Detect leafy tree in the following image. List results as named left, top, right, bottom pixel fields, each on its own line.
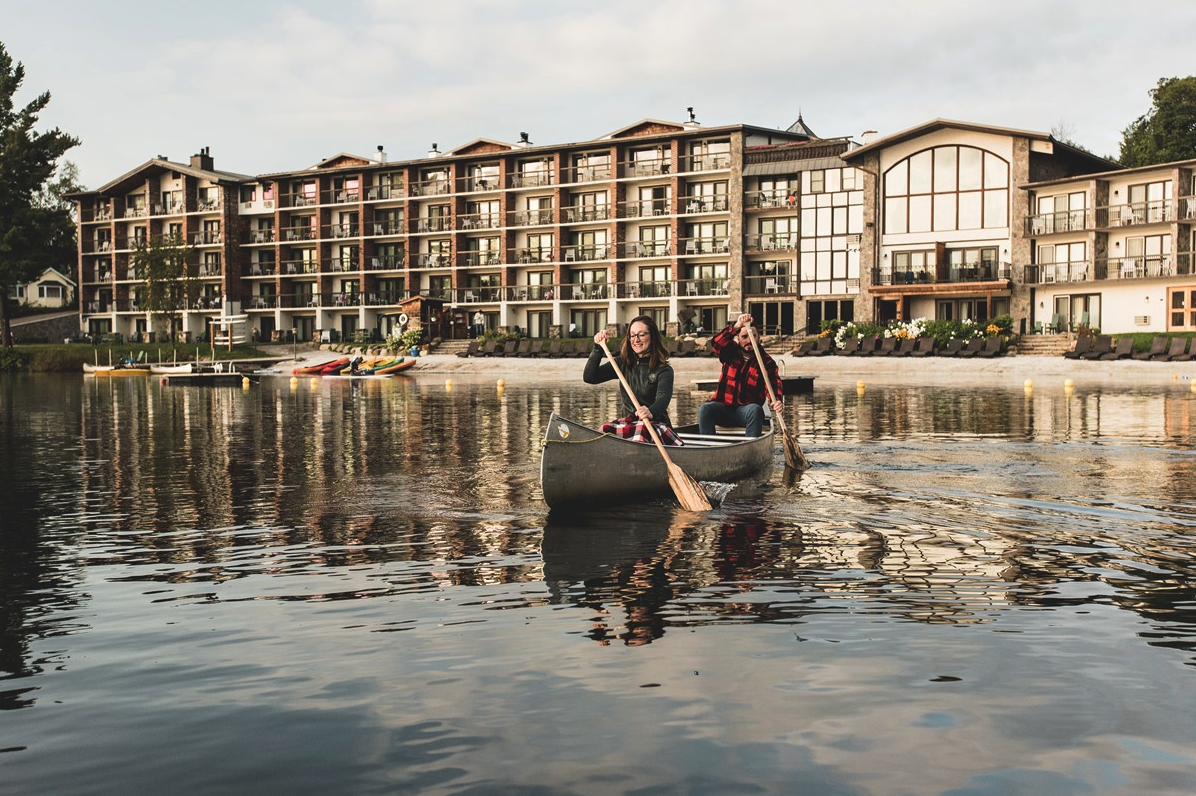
left=1119, top=76, right=1196, bottom=167
left=0, top=42, right=79, bottom=347
left=131, top=233, right=194, bottom=346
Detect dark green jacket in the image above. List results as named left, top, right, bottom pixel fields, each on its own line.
left=583, top=346, right=674, bottom=426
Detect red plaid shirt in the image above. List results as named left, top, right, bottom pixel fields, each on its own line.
left=707, top=325, right=782, bottom=407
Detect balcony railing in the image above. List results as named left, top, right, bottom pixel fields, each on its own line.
left=1025, top=209, right=1088, bottom=236
left=680, top=237, right=730, bottom=256
left=514, top=247, right=554, bottom=264
left=460, top=213, right=501, bottom=230
left=561, top=165, right=612, bottom=184
left=279, top=293, right=323, bottom=309
left=745, top=275, right=795, bottom=295
left=364, top=184, right=399, bottom=201
left=509, top=171, right=555, bottom=189
left=620, top=199, right=670, bottom=219
left=745, top=234, right=795, bottom=253
left=460, top=251, right=503, bottom=267
left=1094, top=254, right=1188, bottom=280
left=246, top=262, right=277, bottom=276
left=82, top=207, right=113, bottom=223
left=282, top=226, right=317, bottom=242
left=679, top=152, right=731, bottom=172
left=326, top=223, right=359, bottom=239
left=620, top=241, right=672, bottom=258
left=247, top=295, right=278, bottom=310
left=281, top=260, right=320, bottom=275
left=282, top=193, right=318, bottom=208
left=329, top=257, right=360, bottom=272
left=245, top=228, right=276, bottom=244
left=192, top=231, right=223, bottom=246
left=1024, top=260, right=1091, bottom=284
left=410, top=178, right=451, bottom=197
left=197, top=262, right=222, bottom=277
left=413, top=253, right=451, bottom=268
left=624, top=158, right=669, bottom=178
left=322, top=188, right=361, bottom=205
left=367, top=254, right=404, bottom=270
left=150, top=202, right=186, bottom=217
left=458, top=175, right=500, bottom=193
left=745, top=189, right=796, bottom=210
left=562, top=245, right=610, bottom=262
left=368, top=220, right=405, bottom=236
left=510, top=208, right=554, bottom=226
left=682, top=195, right=728, bottom=214
left=563, top=204, right=613, bottom=223
left=1098, top=200, right=1173, bottom=228
left=415, top=217, right=452, bottom=233
left=872, top=263, right=1012, bottom=286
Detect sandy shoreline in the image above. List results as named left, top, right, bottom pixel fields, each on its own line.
left=266, top=345, right=1196, bottom=388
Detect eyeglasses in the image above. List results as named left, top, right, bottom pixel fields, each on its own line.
left=628, top=332, right=651, bottom=340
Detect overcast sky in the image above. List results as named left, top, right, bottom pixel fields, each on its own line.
left=7, top=0, right=1196, bottom=190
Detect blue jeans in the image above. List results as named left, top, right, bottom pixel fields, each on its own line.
left=698, top=402, right=766, bottom=437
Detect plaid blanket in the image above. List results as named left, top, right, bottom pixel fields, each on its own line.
left=600, top=416, right=684, bottom=446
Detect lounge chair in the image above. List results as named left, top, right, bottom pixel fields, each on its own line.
left=456, top=340, right=481, bottom=358
left=1132, top=336, right=1168, bottom=361
left=480, top=340, right=498, bottom=357
left=909, top=337, right=936, bottom=356
left=1099, top=337, right=1134, bottom=360
left=665, top=339, right=683, bottom=357
left=975, top=338, right=1004, bottom=358
left=545, top=339, right=563, bottom=358
left=1063, top=336, right=1092, bottom=359
left=836, top=338, right=860, bottom=356
left=791, top=340, right=816, bottom=357
left=957, top=338, right=985, bottom=358
left=1171, top=340, right=1196, bottom=362
left=872, top=337, right=898, bottom=356
left=1153, top=337, right=1189, bottom=361
left=1080, top=335, right=1113, bottom=360
left=508, top=339, right=531, bottom=357
left=891, top=337, right=916, bottom=357
left=938, top=339, right=963, bottom=357
left=811, top=337, right=835, bottom=356
left=571, top=340, right=590, bottom=357
left=851, top=338, right=879, bottom=356
left=679, top=339, right=697, bottom=357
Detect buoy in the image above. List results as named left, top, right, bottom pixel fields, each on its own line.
left=1064, top=378, right=1074, bottom=391
left=1190, top=381, right=1196, bottom=394
left=497, top=378, right=505, bottom=388
left=1173, top=373, right=1179, bottom=381
left=445, top=379, right=453, bottom=391
left=1024, top=379, right=1033, bottom=390
left=242, top=377, right=250, bottom=388
left=310, top=377, right=318, bottom=389
left=856, top=380, right=866, bottom=390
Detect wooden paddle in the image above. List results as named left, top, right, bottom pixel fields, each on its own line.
left=598, top=340, right=712, bottom=511
left=747, top=328, right=810, bottom=471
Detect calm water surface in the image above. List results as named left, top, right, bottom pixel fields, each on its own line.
left=1, top=371, right=1195, bottom=795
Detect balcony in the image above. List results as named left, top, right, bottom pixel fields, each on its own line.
left=1025, top=209, right=1088, bottom=236
left=326, top=223, right=359, bottom=239
left=279, top=293, right=323, bottom=309
left=323, top=188, right=361, bottom=205
left=282, top=226, right=317, bottom=242
left=563, top=205, right=613, bottom=223
left=283, top=193, right=318, bottom=208
left=413, top=253, right=450, bottom=268
left=415, top=217, right=452, bottom=233
left=623, top=158, right=669, bottom=178
left=281, top=260, right=319, bottom=275
left=459, top=175, right=500, bottom=193
left=368, top=220, right=405, bottom=236
left=515, top=247, right=554, bottom=264
left=745, top=275, right=795, bottom=295
left=245, top=228, right=276, bottom=244
left=1094, top=254, right=1187, bottom=281
left=745, top=189, right=795, bottom=210
left=410, top=178, right=451, bottom=197
left=745, top=233, right=795, bottom=252
left=367, top=255, right=404, bottom=270
left=561, top=165, right=612, bottom=184
left=193, top=231, right=223, bottom=245
left=620, top=199, right=670, bottom=219
left=329, top=257, right=359, bottom=272
left=247, top=295, right=278, bottom=310
left=679, top=152, right=731, bottom=172
left=246, top=262, right=276, bottom=277
left=620, top=241, right=672, bottom=259
left=510, top=208, right=554, bottom=226
left=1098, top=200, right=1173, bottom=228
left=460, top=251, right=502, bottom=267
left=460, top=213, right=501, bottom=231
left=197, top=262, right=222, bottom=278
left=680, top=236, right=730, bottom=256
left=682, top=195, right=728, bottom=214
left=1024, top=260, right=1091, bottom=284
left=562, top=245, right=609, bottom=262
left=872, top=263, right=1012, bottom=286
left=509, top=171, right=554, bottom=189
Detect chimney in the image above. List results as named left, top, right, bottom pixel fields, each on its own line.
left=514, top=131, right=532, bottom=148
left=861, top=130, right=878, bottom=145
left=190, top=146, right=214, bottom=171
left=427, top=142, right=442, bottom=158
left=376, top=145, right=387, bottom=163
left=683, top=107, right=700, bottom=129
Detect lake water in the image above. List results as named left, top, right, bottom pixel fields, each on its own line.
left=1, top=371, right=1195, bottom=796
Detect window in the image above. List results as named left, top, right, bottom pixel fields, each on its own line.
left=1125, top=235, right=1172, bottom=278
left=1128, top=180, right=1173, bottom=223
left=890, top=250, right=935, bottom=285
left=572, top=152, right=610, bottom=181
left=805, top=299, right=855, bottom=335
left=884, top=145, right=1008, bottom=233
left=1168, top=287, right=1196, bottom=331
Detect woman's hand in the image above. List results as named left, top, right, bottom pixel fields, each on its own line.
left=593, top=330, right=609, bottom=346
left=634, top=405, right=653, bottom=421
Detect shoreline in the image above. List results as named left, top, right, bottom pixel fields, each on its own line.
left=267, top=345, right=1196, bottom=388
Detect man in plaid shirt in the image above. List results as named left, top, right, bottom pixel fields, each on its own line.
left=698, top=313, right=784, bottom=438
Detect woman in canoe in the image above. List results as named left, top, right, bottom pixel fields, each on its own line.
left=583, top=315, right=682, bottom=445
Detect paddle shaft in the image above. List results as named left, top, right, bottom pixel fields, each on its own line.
left=747, top=328, right=808, bottom=469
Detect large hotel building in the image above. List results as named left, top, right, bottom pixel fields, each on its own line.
left=75, top=113, right=1196, bottom=344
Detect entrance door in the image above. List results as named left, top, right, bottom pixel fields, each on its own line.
left=746, top=301, right=794, bottom=335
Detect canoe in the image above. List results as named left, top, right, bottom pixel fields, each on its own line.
left=83, top=363, right=149, bottom=376
left=149, top=362, right=215, bottom=375
left=539, top=412, right=774, bottom=508
left=291, top=357, right=349, bottom=375
left=372, top=358, right=416, bottom=375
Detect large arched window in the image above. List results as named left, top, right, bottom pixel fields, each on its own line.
left=884, top=146, right=1008, bottom=234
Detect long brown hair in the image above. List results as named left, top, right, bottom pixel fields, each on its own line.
left=619, top=315, right=670, bottom=370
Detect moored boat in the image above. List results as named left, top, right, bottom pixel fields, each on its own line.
left=539, top=412, right=774, bottom=508
left=290, top=357, right=350, bottom=375
left=83, top=362, right=150, bottom=376
left=371, top=357, right=416, bottom=375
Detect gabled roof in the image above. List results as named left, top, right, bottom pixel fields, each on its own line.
left=309, top=153, right=375, bottom=170
left=449, top=138, right=517, bottom=156
left=786, top=115, right=818, bottom=138
left=601, top=119, right=689, bottom=140
left=94, top=157, right=252, bottom=195
left=841, top=118, right=1117, bottom=173
left=35, top=266, right=75, bottom=287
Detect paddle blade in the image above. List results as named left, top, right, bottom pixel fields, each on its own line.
left=781, top=429, right=809, bottom=471
left=667, top=461, right=713, bottom=511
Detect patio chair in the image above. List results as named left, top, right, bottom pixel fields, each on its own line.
left=852, top=337, right=879, bottom=356
left=910, top=337, right=936, bottom=356
left=975, top=338, right=1004, bottom=358
left=836, top=337, right=860, bottom=356
left=1081, top=335, right=1114, bottom=360
left=1153, top=337, right=1189, bottom=361
left=456, top=340, right=481, bottom=358
left=1063, top=336, right=1093, bottom=359
left=1100, top=337, right=1134, bottom=361
left=1132, top=336, right=1168, bottom=361
left=790, top=340, right=816, bottom=357
left=957, top=338, right=985, bottom=358
left=938, top=339, right=963, bottom=357
left=679, top=339, right=697, bottom=357
left=891, top=337, right=917, bottom=357
left=872, top=337, right=899, bottom=356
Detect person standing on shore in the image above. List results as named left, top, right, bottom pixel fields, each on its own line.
left=698, top=313, right=783, bottom=438
left=584, top=315, right=682, bottom=445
